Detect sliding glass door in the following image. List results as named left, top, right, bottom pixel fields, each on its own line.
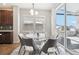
left=56, top=3, right=79, bottom=55
left=56, top=4, right=66, bottom=54
left=66, top=3, right=79, bottom=55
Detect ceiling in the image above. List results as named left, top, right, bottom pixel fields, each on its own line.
left=0, top=3, right=59, bottom=10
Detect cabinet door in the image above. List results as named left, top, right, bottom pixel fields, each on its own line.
left=0, top=10, right=1, bottom=25
left=1, top=10, right=6, bottom=25
left=0, top=32, right=13, bottom=44
left=4, top=32, right=13, bottom=44
left=0, top=10, right=13, bottom=25
left=0, top=33, right=5, bottom=44
left=5, top=10, right=13, bottom=25
left=10, top=32, right=13, bottom=43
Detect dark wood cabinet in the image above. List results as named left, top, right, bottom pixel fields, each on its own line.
left=0, top=10, right=13, bottom=25
left=0, top=9, right=13, bottom=44
left=0, top=32, right=13, bottom=44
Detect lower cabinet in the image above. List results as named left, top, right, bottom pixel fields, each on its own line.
left=0, top=32, right=13, bottom=44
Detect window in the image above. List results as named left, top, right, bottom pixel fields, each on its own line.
left=67, top=15, right=76, bottom=26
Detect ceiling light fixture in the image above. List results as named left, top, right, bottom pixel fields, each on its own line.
left=30, top=3, right=38, bottom=15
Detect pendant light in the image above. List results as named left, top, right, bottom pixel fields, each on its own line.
left=30, top=3, right=38, bottom=15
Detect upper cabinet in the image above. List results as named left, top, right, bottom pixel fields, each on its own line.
left=0, top=10, right=13, bottom=25
left=0, top=7, right=13, bottom=30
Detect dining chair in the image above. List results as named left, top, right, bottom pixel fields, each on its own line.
left=40, top=39, right=60, bottom=55
left=18, top=34, right=36, bottom=55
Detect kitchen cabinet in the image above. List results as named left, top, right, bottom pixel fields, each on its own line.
left=0, top=32, right=13, bottom=44
left=0, top=8, right=13, bottom=44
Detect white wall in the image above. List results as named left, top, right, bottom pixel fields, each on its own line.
left=13, top=6, right=19, bottom=43
left=51, top=8, right=56, bottom=38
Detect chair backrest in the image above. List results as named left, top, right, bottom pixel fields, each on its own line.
left=24, top=38, right=33, bottom=46
left=18, top=34, right=26, bottom=45
left=41, top=39, right=57, bottom=53
left=18, top=34, right=35, bottom=46
left=24, top=38, right=39, bottom=54
left=19, top=34, right=24, bottom=38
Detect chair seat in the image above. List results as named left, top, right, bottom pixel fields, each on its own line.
left=25, top=46, right=33, bottom=52
left=47, top=47, right=56, bottom=53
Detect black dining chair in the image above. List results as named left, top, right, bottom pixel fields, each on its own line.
left=18, top=34, right=37, bottom=55
left=40, top=39, right=59, bottom=55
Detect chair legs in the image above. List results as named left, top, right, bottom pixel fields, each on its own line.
left=23, top=46, right=26, bottom=55
left=18, top=46, right=22, bottom=55
left=18, top=45, right=26, bottom=55
left=55, top=52, right=57, bottom=55
left=56, top=46, right=60, bottom=55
